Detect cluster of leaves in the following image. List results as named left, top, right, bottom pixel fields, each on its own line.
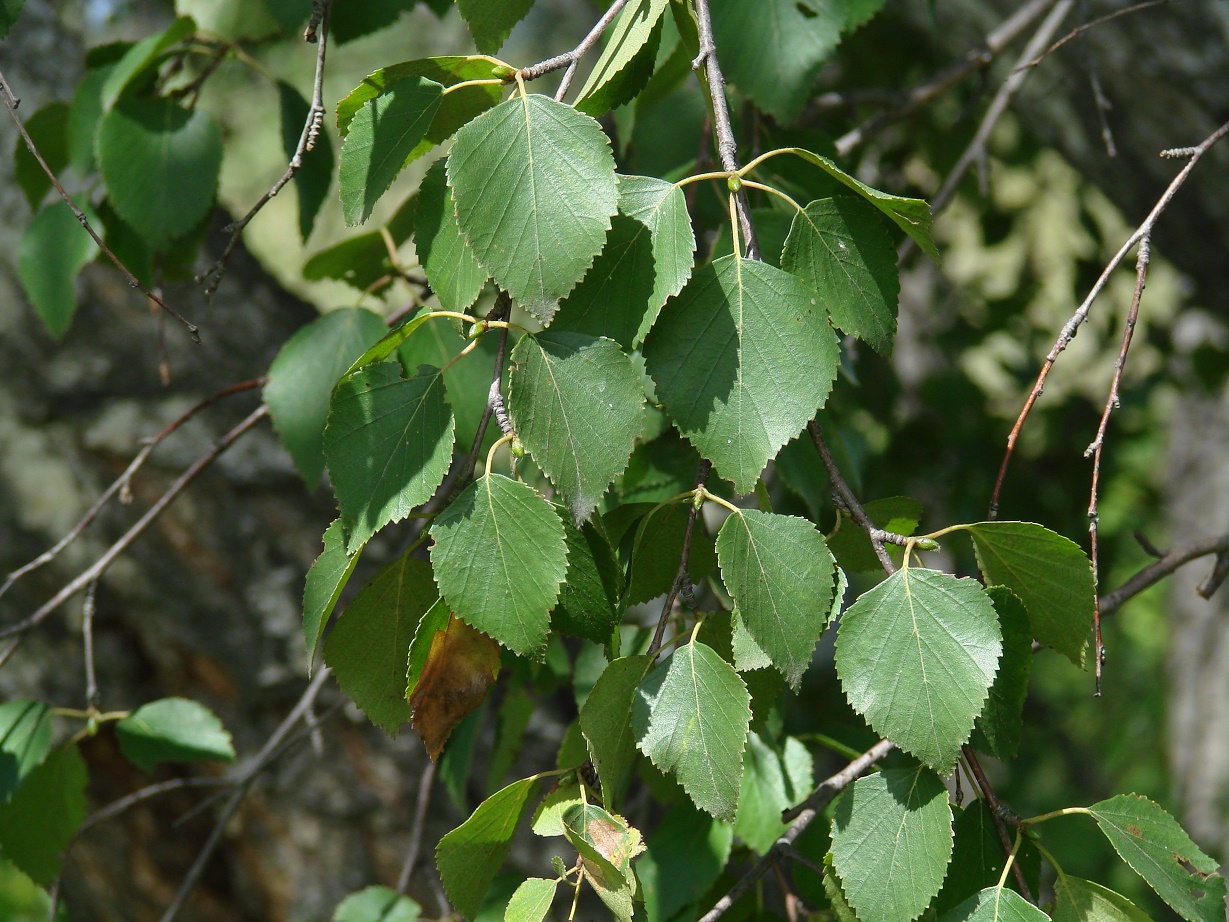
left=4, top=1, right=1226, bottom=921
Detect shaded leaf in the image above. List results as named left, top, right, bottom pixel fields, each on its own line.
left=1052, top=876, right=1153, bottom=922
left=68, top=64, right=113, bottom=175
left=330, top=0, right=415, bottom=44
left=552, top=514, right=623, bottom=646
left=487, top=686, right=535, bottom=790
left=1089, top=793, right=1226, bottom=922
left=302, top=194, right=417, bottom=292
left=333, top=885, right=422, bottom=922
left=448, top=94, right=618, bottom=323
left=734, top=734, right=813, bottom=855
left=939, top=888, right=1050, bottom=922
left=18, top=200, right=99, bottom=340
left=324, top=363, right=455, bottom=552
left=13, top=101, right=69, bottom=211
left=967, top=522, right=1096, bottom=667
left=716, top=509, right=836, bottom=687
left=575, top=0, right=668, bottom=116
left=782, top=196, right=900, bottom=354
left=934, top=801, right=1041, bottom=916
left=416, top=158, right=487, bottom=313
left=643, top=255, right=839, bottom=494
left=436, top=776, right=543, bottom=919
left=279, top=80, right=334, bottom=241
left=0, top=746, right=87, bottom=886
left=0, top=0, right=26, bottom=37
left=580, top=655, right=651, bottom=806
left=99, top=16, right=195, bottom=110
left=624, top=502, right=717, bottom=604
left=827, top=496, right=922, bottom=573
left=97, top=97, right=222, bottom=249
left=265, top=307, right=388, bottom=487
left=970, top=587, right=1032, bottom=761
left=302, top=520, right=363, bottom=668
left=508, top=332, right=646, bottom=521
left=431, top=475, right=568, bottom=657
left=457, top=0, right=533, bottom=53
left=632, top=640, right=751, bottom=820
left=410, top=613, right=502, bottom=758
left=830, top=765, right=953, bottom=922
left=504, top=878, right=557, bottom=922
left=0, top=701, right=52, bottom=803
left=835, top=568, right=1001, bottom=770
left=553, top=175, right=696, bottom=349
left=637, top=803, right=733, bottom=922
left=324, top=554, right=437, bottom=735
left=116, top=698, right=235, bottom=772
left=399, top=317, right=500, bottom=453
left=340, top=77, right=442, bottom=226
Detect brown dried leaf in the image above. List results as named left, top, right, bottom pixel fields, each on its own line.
left=410, top=614, right=501, bottom=759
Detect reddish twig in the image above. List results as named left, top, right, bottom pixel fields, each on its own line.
left=988, top=118, right=1229, bottom=518
left=0, top=67, right=200, bottom=341
left=962, top=746, right=1033, bottom=902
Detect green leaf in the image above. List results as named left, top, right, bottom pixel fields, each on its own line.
left=845, top=0, right=887, bottom=30
left=709, top=207, right=793, bottom=268
left=330, top=0, right=415, bottom=44
left=0, top=746, right=87, bottom=887
left=508, top=332, right=646, bottom=521
left=436, top=776, right=542, bottom=919
left=643, top=255, right=840, bottom=494
left=176, top=0, right=281, bottom=40
left=302, top=520, right=363, bottom=668
left=0, top=701, right=52, bottom=803
left=823, top=852, right=861, bottom=922
left=487, top=686, right=535, bottom=791
left=266, top=308, right=388, bottom=487
left=835, top=568, right=1001, bottom=770
left=552, top=514, right=623, bottom=646
left=553, top=175, right=696, bottom=349
left=340, top=77, right=443, bottom=226
left=826, top=496, right=922, bottom=573
left=279, top=80, right=334, bottom=241
left=779, top=148, right=940, bottom=263
left=575, top=0, right=668, bottom=116
left=966, top=522, right=1096, bottom=667
left=710, top=0, right=844, bottom=122
left=0, top=0, right=26, bottom=37
left=457, top=0, right=533, bottom=53
left=18, top=200, right=100, bottom=340
left=333, top=885, right=422, bottom=922
left=1088, top=793, right=1226, bottom=922
left=324, top=363, right=455, bottom=552
left=934, top=802, right=1041, bottom=915
left=716, top=509, right=836, bottom=687
left=99, top=16, right=196, bottom=110
left=431, top=475, right=568, bottom=657
left=324, top=554, right=438, bottom=735
left=531, top=780, right=583, bottom=836
left=970, top=587, right=1031, bottom=761
left=581, top=655, right=652, bottom=806
left=632, top=640, right=751, bottom=821
left=637, top=803, right=733, bottom=922
left=116, top=698, right=235, bottom=772
left=399, top=318, right=500, bottom=453
left=561, top=804, right=644, bottom=922
left=734, top=734, right=813, bottom=854
left=782, top=196, right=900, bottom=354
left=336, top=57, right=505, bottom=164
left=13, top=102, right=69, bottom=211
left=68, top=64, right=112, bottom=175
left=504, top=879, right=557, bottom=922
left=416, top=158, right=487, bottom=313
left=302, top=195, right=417, bottom=292
left=448, top=94, right=618, bottom=323
left=830, top=765, right=953, bottom=922
left=404, top=597, right=453, bottom=701
left=1052, top=876, right=1153, bottom=922
left=624, top=502, right=717, bottom=605
left=939, top=888, right=1050, bottom=922
left=97, top=97, right=222, bottom=249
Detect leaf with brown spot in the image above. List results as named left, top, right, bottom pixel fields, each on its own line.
left=409, top=614, right=501, bottom=759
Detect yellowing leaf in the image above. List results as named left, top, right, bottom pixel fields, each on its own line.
left=410, top=613, right=502, bottom=759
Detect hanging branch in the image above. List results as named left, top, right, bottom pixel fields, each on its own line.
left=1099, top=533, right=1229, bottom=614
left=647, top=460, right=712, bottom=658
left=201, top=1, right=332, bottom=296
left=987, top=118, right=1229, bottom=519
left=396, top=760, right=439, bottom=894
left=961, top=745, right=1034, bottom=902
left=0, top=67, right=200, bottom=342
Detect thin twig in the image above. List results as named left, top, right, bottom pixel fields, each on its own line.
left=807, top=422, right=896, bottom=574
left=1099, top=533, right=1229, bottom=615
left=962, top=746, right=1033, bottom=902
left=832, top=0, right=1062, bottom=158
left=516, top=0, right=631, bottom=101
left=455, top=294, right=513, bottom=491
left=0, top=67, right=200, bottom=341
left=201, top=1, right=331, bottom=296
left=81, top=580, right=101, bottom=712
left=158, top=668, right=333, bottom=922
left=0, top=378, right=264, bottom=604
left=987, top=119, right=1229, bottom=518
left=702, top=739, right=894, bottom=922
left=1013, top=0, right=1173, bottom=73
left=1084, top=236, right=1151, bottom=693
left=0, top=406, right=268, bottom=642
left=691, top=0, right=761, bottom=260
left=647, top=461, right=712, bottom=658
left=397, top=760, right=438, bottom=894
left=76, top=778, right=231, bottom=838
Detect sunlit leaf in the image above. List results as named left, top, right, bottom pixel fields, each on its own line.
left=504, top=878, right=557, bottom=922
left=18, top=200, right=99, bottom=340
left=575, top=0, right=668, bottom=116
left=116, top=698, right=235, bottom=771
left=1052, top=876, right=1153, bottom=922
left=580, top=655, right=651, bottom=806
left=333, top=885, right=421, bottom=922
left=415, top=158, right=487, bottom=313
left=303, top=521, right=362, bottom=669
left=0, top=701, right=52, bottom=803
left=939, top=887, right=1050, bottom=922
left=0, top=746, right=87, bottom=886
